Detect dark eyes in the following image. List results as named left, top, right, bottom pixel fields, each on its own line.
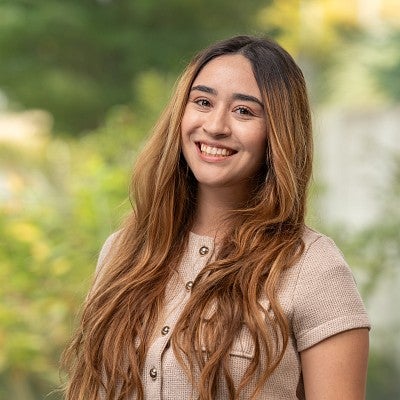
left=193, top=99, right=254, bottom=117
left=235, top=106, right=253, bottom=116
left=195, top=98, right=211, bottom=107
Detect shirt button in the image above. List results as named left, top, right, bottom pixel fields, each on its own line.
left=161, top=325, right=170, bottom=335
left=185, top=281, right=194, bottom=291
left=149, top=367, right=157, bottom=380
left=199, top=245, right=209, bottom=256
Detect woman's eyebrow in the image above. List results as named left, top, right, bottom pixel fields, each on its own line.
left=191, top=85, right=263, bottom=107
left=233, top=93, right=264, bottom=107
left=191, top=85, right=216, bottom=95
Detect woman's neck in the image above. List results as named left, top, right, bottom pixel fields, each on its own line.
left=191, top=185, right=249, bottom=238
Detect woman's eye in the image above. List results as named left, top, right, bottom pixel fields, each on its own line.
left=196, top=99, right=210, bottom=107
left=235, top=107, right=253, bottom=116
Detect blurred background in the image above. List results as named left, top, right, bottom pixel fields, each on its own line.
left=0, top=0, right=399, bottom=398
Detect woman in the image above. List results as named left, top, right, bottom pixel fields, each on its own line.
left=62, top=35, right=370, bottom=399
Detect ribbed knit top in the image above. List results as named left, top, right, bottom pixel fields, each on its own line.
left=96, top=227, right=370, bottom=399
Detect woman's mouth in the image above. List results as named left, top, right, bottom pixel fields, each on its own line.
left=198, top=142, right=236, bottom=157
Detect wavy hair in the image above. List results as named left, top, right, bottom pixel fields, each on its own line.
left=62, top=35, right=313, bottom=400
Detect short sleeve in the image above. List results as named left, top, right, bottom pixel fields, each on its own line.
left=292, top=235, right=371, bottom=352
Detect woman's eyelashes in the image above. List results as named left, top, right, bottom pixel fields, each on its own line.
left=234, top=106, right=254, bottom=117
left=195, top=98, right=211, bottom=108
left=192, top=98, right=256, bottom=117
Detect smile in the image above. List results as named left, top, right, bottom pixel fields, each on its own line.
left=198, top=143, right=236, bottom=157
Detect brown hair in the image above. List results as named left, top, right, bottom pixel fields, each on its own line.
left=62, top=35, right=313, bottom=400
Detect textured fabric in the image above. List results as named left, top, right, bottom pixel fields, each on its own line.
left=95, top=227, right=370, bottom=399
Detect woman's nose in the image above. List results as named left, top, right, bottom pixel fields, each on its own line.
left=202, top=107, right=231, bottom=137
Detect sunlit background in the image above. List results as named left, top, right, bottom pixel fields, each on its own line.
left=0, top=1, right=399, bottom=399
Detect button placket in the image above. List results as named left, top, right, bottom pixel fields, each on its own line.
left=143, top=235, right=214, bottom=398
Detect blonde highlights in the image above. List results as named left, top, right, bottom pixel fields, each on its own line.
left=62, top=36, right=313, bottom=400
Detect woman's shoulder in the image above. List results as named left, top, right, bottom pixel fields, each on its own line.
left=300, top=226, right=347, bottom=269
left=302, top=225, right=336, bottom=246
left=277, top=227, right=348, bottom=290
left=95, top=230, right=122, bottom=273
left=287, top=226, right=356, bottom=293
left=277, top=225, right=361, bottom=315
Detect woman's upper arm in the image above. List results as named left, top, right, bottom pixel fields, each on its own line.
left=300, top=328, right=369, bottom=400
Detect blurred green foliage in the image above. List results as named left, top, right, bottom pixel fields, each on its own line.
left=374, top=30, right=400, bottom=101
left=0, top=0, right=267, bottom=133
left=0, top=106, right=143, bottom=399
left=1, top=1, right=400, bottom=399
left=367, top=350, right=400, bottom=399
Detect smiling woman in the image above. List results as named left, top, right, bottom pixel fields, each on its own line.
left=62, top=35, right=370, bottom=400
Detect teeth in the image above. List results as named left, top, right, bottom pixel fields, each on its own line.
left=200, top=143, right=233, bottom=157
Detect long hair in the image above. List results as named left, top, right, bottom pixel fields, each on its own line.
left=62, top=35, right=313, bottom=400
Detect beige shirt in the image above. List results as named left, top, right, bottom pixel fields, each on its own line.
left=97, top=227, right=370, bottom=399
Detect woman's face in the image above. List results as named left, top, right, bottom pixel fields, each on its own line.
left=181, top=54, right=268, bottom=193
